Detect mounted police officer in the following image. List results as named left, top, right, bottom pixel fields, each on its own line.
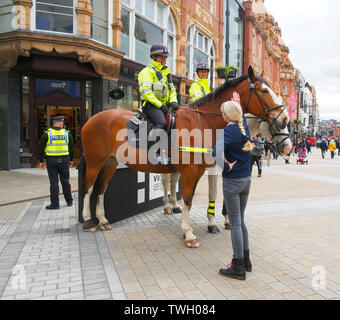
left=189, top=61, right=211, bottom=102
left=137, top=43, right=180, bottom=164
left=38, top=114, right=74, bottom=209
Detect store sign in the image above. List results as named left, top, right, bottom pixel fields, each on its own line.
left=289, top=94, right=297, bottom=118
left=35, top=79, right=80, bottom=98
left=149, top=173, right=163, bottom=200
left=149, top=173, right=179, bottom=201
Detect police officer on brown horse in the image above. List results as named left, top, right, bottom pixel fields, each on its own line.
left=137, top=43, right=180, bottom=164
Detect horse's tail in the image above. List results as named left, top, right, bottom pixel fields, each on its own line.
left=78, top=155, right=87, bottom=205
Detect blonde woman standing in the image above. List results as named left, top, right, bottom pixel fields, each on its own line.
left=213, top=92, right=253, bottom=280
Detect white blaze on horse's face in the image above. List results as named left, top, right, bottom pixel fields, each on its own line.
left=261, top=83, right=289, bottom=129
left=262, top=83, right=281, bottom=105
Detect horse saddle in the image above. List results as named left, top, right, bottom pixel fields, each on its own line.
left=126, top=110, right=176, bottom=150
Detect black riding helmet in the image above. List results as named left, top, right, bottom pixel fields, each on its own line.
left=196, top=61, right=210, bottom=73
left=150, top=43, right=170, bottom=58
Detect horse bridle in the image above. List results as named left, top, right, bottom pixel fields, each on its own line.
left=244, top=79, right=291, bottom=147
left=175, top=78, right=291, bottom=149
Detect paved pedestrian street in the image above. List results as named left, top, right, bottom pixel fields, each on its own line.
left=0, top=149, right=340, bottom=300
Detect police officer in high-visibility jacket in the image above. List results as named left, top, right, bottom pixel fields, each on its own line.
left=189, top=61, right=211, bottom=102
left=38, top=114, right=74, bottom=209
left=138, top=43, right=180, bottom=164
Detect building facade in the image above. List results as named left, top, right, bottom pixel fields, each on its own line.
left=2, top=0, right=240, bottom=169
left=243, top=0, right=295, bottom=100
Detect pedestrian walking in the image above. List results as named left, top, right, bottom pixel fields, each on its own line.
left=328, top=139, right=336, bottom=159
left=250, top=135, right=264, bottom=177
left=320, top=138, right=328, bottom=159
left=306, top=139, right=311, bottom=154
left=264, top=139, right=271, bottom=167
left=336, top=139, right=340, bottom=156
left=213, top=92, right=253, bottom=281
left=38, top=114, right=74, bottom=209
left=271, top=144, right=278, bottom=160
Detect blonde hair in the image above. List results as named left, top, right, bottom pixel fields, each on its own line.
left=220, top=101, right=253, bottom=152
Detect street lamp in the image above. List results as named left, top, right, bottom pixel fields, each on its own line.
left=294, top=81, right=303, bottom=146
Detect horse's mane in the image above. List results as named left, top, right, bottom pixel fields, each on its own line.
left=190, top=74, right=249, bottom=107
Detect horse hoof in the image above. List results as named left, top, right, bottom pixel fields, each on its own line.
left=164, top=207, right=172, bottom=214
left=185, top=239, right=200, bottom=248
left=208, top=225, right=220, bottom=234
left=99, top=223, right=112, bottom=231
left=224, top=223, right=230, bottom=230
left=172, top=207, right=182, bottom=214
left=84, top=227, right=97, bottom=233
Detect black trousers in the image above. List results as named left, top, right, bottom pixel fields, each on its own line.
left=250, top=155, right=262, bottom=174
left=46, top=157, right=73, bottom=206
left=143, top=102, right=166, bottom=129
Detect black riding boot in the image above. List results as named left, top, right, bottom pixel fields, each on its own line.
left=244, top=250, right=252, bottom=272
left=148, top=125, right=168, bottom=165
left=219, top=258, right=246, bottom=280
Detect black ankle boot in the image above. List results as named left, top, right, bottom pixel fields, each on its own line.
left=219, top=258, right=246, bottom=280
left=244, top=250, right=252, bottom=272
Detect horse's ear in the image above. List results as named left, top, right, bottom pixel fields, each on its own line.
left=248, top=65, right=257, bottom=83
left=260, top=70, right=264, bottom=77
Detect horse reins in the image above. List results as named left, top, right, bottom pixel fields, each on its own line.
left=244, top=79, right=291, bottom=147
left=176, top=78, right=291, bottom=150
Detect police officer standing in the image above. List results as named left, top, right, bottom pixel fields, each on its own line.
left=138, top=43, right=180, bottom=164
left=38, top=114, right=74, bottom=209
left=189, top=61, right=211, bottom=102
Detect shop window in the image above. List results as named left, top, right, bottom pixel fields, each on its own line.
left=0, top=0, right=16, bottom=33
left=86, top=81, right=92, bottom=120
left=186, top=25, right=215, bottom=86
left=226, top=0, right=244, bottom=75
left=91, top=0, right=109, bottom=44
left=35, top=0, right=75, bottom=34
left=121, top=7, right=130, bottom=57
left=20, top=76, right=30, bottom=164
left=116, top=83, right=140, bottom=111
left=121, top=0, right=176, bottom=71
left=135, top=15, right=163, bottom=66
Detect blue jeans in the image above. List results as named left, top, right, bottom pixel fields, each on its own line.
left=223, top=176, right=251, bottom=259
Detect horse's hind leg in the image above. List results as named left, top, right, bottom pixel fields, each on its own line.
left=162, top=174, right=172, bottom=214
left=95, top=156, right=118, bottom=231
left=82, top=165, right=102, bottom=232
left=180, top=165, right=206, bottom=248
left=207, top=172, right=220, bottom=234
left=169, top=172, right=182, bottom=213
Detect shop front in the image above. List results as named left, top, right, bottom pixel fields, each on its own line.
left=12, top=51, right=99, bottom=168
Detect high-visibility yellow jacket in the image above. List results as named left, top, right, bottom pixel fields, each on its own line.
left=189, top=78, right=211, bottom=102
left=45, top=128, right=69, bottom=156
left=138, top=60, right=177, bottom=108
left=328, top=142, right=336, bottom=152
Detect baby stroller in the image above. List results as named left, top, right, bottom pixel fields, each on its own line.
left=296, top=148, right=308, bottom=165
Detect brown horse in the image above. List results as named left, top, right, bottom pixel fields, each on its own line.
left=80, top=66, right=292, bottom=248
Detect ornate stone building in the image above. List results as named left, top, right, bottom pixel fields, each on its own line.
left=243, top=0, right=295, bottom=108
left=0, top=0, right=227, bottom=169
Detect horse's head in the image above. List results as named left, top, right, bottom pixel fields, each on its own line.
left=237, top=66, right=292, bottom=155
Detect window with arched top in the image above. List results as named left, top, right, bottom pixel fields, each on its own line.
left=252, top=31, right=256, bottom=54
left=258, top=37, right=262, bottom=59
left=186, top=25, right=215, bottom=87
left=121, top=0, right=176, bottom=72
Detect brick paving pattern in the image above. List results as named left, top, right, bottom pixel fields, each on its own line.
left=0, top=150, right=339, bottom=300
